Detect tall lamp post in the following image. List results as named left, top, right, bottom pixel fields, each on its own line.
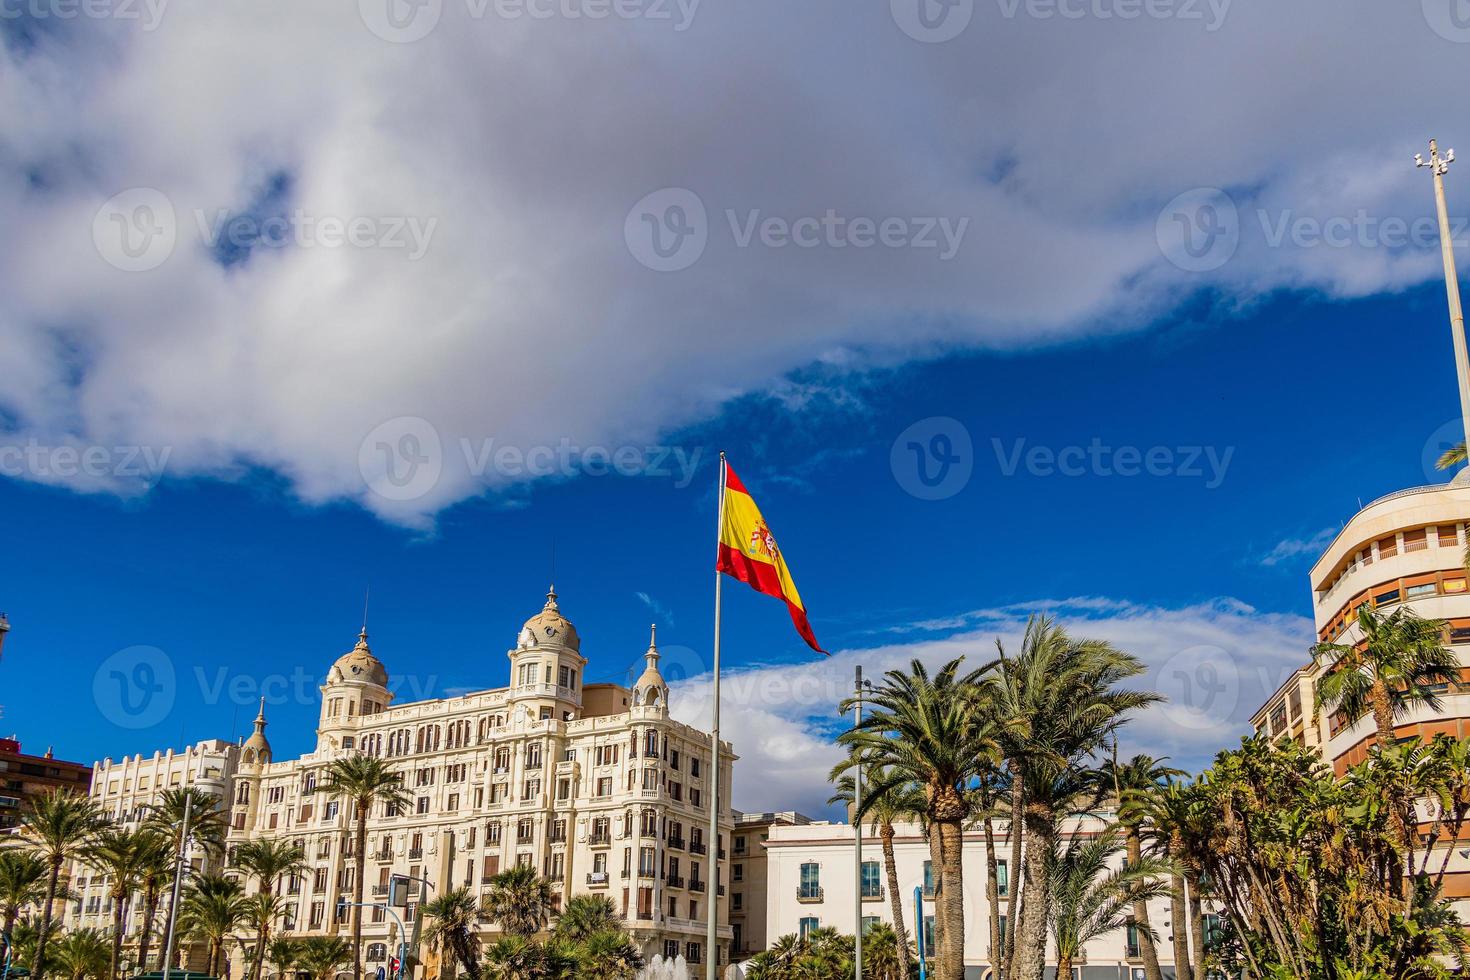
left=1417, top=139, right=1470, bottom=456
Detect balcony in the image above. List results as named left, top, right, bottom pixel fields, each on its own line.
left=586, top=872, right=610, bottom=887
left=861, top=889, right=884, bottom=903
left=666, top=836, right=686, bottom=850
left=408, top=848, right=423, bottom=859
left=689, top=841, right=707, bottom=856
left=689, top=879, right=705, bottom=893
left=589, top=833, right=612, bottom=847
left=666, top=875, right=685, bottom=888
left=638, top=868, right=657, bottom=879
left=371, top=885, right=388, bottom=897
left=636, top=910, right=654, bottom=921
left=797, top=887, right=823, bottom=904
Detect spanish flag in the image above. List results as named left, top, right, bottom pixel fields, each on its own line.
left=715, top=460, right=825, bottom=654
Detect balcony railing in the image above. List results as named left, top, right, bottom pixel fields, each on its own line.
left=371, top=885, right=388, bottom=897
left=586, top=872, right=609, bottom=886
left=589, top=833, right=612, bottom=847
left=689, top=879, right=705, bottom=893
left=666, top=875, right=685, bottom=888
left=689, top=841, right=707, bottom=855
left=408, top=848, right=423, bottom=859
left=375, top=850, right=393, bottom=861
left=797, top=886, right=823, bottom=903
left=666, top=837, right=686, bottom=850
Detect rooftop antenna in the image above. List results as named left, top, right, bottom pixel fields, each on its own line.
left=361, top=586, right=371, bottom=635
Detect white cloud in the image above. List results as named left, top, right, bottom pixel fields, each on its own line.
left=2, top=4, right=1464, bottom=522
left=668, top=596, right=1313, bottom=818
left=1261, top=527, right=1339, bottom=566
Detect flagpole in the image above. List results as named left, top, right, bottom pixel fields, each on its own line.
left=706, top=451, right=727, bottom=980
left=853, top=665, right=863, bottom=980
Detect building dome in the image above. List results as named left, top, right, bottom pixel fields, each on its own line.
left=330, top=628, right=389, bottom=687
left=241, top=698, right=272, bottom=765
left=517, top=586, right=581, bottom=652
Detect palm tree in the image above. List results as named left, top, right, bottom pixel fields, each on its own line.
left=991, top=617, right=1159, bottom=980
left=265, top=935, right=303, bottom=980
left=573, top=931, right=642, bottom=980
left=480, top=936, right=576, bottom=980
left=131, top=831, right=178, bottom=973
left=0, top=849, right=49, bottom=954
left=82, top=827, right=151, bottom=980
left=50, top=929, right=113, bottom=980
left=177, top=874, right=248, bottom=976
left=1138, top=782, right=1198, bottom=980
left=314, top=757, right=409, bottom=980
left=481, top=866, right=553, bottom=937
left=16, top=788, right=104, bottom=980
left=7, top=921, right=43, bottom=978
left=422, top=887, right=483, bottom=980
left=827, top=768, right=923, bottom=980
left=1047, top=825, right=1171, bottom=980
left=551, top=896, right=620, bottom=943
left=235, top=839, right=309, bottom=980
left=1100, top=753, right=1184, bottom=980
left=837, top=659, right=996, bottom=980
left=1437, top=439, right=1467, bottom=472
left=1314, top=604, right=1459, bottom=750
left=856, top=922, right=909, bottom=980
left=144, top=786, right=226, bottom=971
left=295, top=936, right=352, bottom=980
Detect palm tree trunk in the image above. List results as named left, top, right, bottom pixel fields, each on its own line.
left=1010, top=804, right=1052, bottom=980
left=1370, top=680, right=1396, bottom=748
left=1187, top=874, right=1205, bottom=980
left=935, top=819, right=965, bottom=980
left=3, top=904, right=18, bottom=948
left=138, top=885, right=160, bottom=974
left=878, top=824, right=911, bottom=980
left=1055, top=952, right=1072, bottom=980
left=111, top=893, right=126, bottom=980
left=1003, top=777, right=1022, bottom=979
left=354, top=803, right=368, bottom=980
left=1125, top=829, right=1163, bottom=980
left=981, top=818, right=1000, bottom=974
left=33, top=855, right=62, bottom=980
left=1168, top=870, right=1192, bottom=980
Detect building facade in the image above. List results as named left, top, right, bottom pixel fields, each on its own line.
left=1250, top=480, right=1470, bottom=901
left=729, top=811, right=810, bottom=959
left=0, top=737, right=92, bottom=831
left=763, top=817, right=1200, bottom=980
left=70, top=590, right=737, bottom=976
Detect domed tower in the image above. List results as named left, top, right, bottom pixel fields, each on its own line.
left=234, top=698, right=272, bottom=833
left=317, top=627, right=391, bottom=753
left=507, top=587, right=587, bottom=722
left=631, top=624, right=668, bottom=717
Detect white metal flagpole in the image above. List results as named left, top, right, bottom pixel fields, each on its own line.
left=706, top=452, right=727, bottom=980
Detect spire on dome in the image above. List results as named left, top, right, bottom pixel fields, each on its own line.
left=646, top=624, right=660, bottom=665
left=545, top=585, right=559, bottom=611
left=355, top=626, right=370, bottom=652
left=253, top=696, right=267, bottom=727
left=633, top=623, right=667, bottom=708
left=243, top=696, right=272, bottom=763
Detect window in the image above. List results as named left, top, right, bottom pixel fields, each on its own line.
left=1378, top=535, right=1398, bottom=559
left=1127, top=921, right=1141, bottom=957
left=664, top=941, right=679, bottom=960
left=733, top=834, right=745, bottom=855
left=798, top=917, right=819, bottom=938
left=526, top=744, right=543, bottom=769
left=733, top=863, right=743, bottom=882
left=732, top=891, right=743, bottom=911
left=685, top=943, right=701, bottom=964
left=799, top=862, right=821, bottom=899
left=1407, top=582, right=1438, bottom=599
left=922, top=860, right=934, bottom=898
left=861, top=916, right=880, bottom=934
left=860, top=861, right=880, bottom=898
left=996, top=859, right=1009, bottom=898
left=923, top=915, right=935, bottom=957
left=416, top=797, right=429, bottom=814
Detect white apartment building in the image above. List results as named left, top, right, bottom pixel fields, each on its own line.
left=763, top=817, right=1203, bottom=980
left=71, top=589, right=737, bottom=975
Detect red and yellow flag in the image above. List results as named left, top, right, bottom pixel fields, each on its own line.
left=715, top=461, right=825, bottom=654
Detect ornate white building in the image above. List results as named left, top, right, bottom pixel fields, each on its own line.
left=75, top=589, right=737, bottom=975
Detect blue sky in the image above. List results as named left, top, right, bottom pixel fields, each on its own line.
left=3, top=281, right=1464, bottom=815
left=7, top=0, right=1470, bottom=816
